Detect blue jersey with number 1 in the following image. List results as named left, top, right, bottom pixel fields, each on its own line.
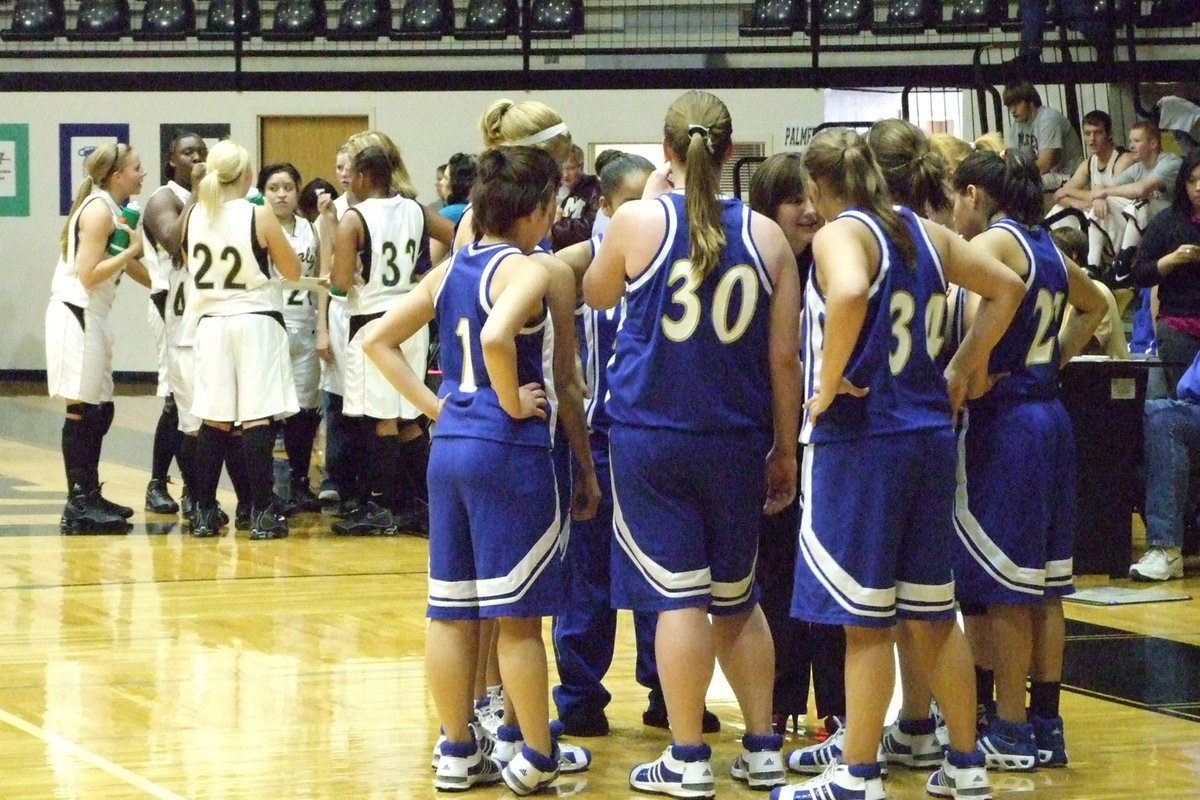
left=801, top=206, right=951, bottom=444
left=605, top=191, right=774, bottom=433
left=432, top=241, right=555, bottom=448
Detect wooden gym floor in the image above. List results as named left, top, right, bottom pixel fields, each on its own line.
left=0, top=390, right=1198, bottom=799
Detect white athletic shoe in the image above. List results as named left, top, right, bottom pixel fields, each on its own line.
left=881, top=717, right=943, bottom=769
left=1129, top=547, right=1183, bottom=581
left=730, top=733, right=786, bottom=788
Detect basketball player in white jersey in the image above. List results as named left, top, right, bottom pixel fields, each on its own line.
left=329, top=145, right=429, bottom=535
left=142, top=131, right=207, bottom=515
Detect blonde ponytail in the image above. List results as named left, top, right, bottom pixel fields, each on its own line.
left=663, top=91, right=733, bottom=280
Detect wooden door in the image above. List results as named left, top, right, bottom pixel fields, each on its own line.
left=259, top=115, right=369, bottom=191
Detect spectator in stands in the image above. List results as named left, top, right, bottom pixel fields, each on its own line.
left=1133, top=147, right=1200, bottom=398
left=1130, top=348, right=1200, bottom=581
left=1053, top=111, right=1134, bottom=216
left=1011, top=0, right=1114, bottom=67
left=1090, top=121, right=1182, bottom=281
left=1051, top=226, right=1129, bottom=359
left=551, top=144, right=601, bottom=250
left=1003, top=84, right=1084, bottom=196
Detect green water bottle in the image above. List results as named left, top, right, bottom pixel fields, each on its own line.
left=106, top=203, right=141, bottom=257
left=247, top=188, right=265, bottom=206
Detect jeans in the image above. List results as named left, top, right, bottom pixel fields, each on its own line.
left=1019, top=0, right=1113, bottom=54
left=1143, top=398, right=1200, bottom=548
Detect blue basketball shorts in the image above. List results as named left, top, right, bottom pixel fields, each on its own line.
left=951, top=400, right=1076, bottom=604
left=792, top=428, right=959, bottom=628
left=426, top=436, right=565, bottom=620
left=608, top=424, right=770, bottom=616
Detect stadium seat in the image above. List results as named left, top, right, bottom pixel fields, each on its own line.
left=873, top=0, right=938, bottom=33
left=820, top=0, right=870, bottom=35
left=739, top=0, right=806, bottom=36
left=456, top=0, right=517, bottom=40
left=201, top=0, right=261, bottom=37
left=936, top=0, right=1006, bottom=33
left=138, top=0, right=196, bottom=39
left=333, top=0, right=391, bottom=39
left=267, top=0, right=327, bottom=40
left=395, top=0, right=454, bottom=39
left=528, top=0, right=583, bottom=38
left=6, top=0, right=66, bottom=39
left=74, top=0, right=131, bottom=38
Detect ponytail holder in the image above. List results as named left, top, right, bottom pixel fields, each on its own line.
left=686, top=124, right=714, bottom=155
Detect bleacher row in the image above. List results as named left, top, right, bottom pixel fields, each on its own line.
left=5, top=0, right=1198, bottom=44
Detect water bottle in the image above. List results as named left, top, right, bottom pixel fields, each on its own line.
left=106, top=202, right=141, bottom=257
left=247, top=188, right=265, bottom=206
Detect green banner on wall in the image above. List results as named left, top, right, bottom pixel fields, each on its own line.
left=0, top=124, right=30, bottom=217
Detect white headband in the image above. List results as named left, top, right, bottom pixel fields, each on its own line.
left=511, top=122, right=569, bottom=146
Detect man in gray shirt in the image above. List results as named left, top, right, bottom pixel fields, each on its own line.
left=1090, top=120, right=1183, bottom=276
left=1003, top=84, right=1084, bottom=195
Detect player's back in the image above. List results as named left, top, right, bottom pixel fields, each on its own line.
left=433, top=241, right=554, bottom=448
left=606, top=191, right=774, bottom=433
left=185, top=198, right=272, bottom=317
left=802, top=205, right=951, bottom=443
left=349, top=195, right=425, bottom=316
left=973, top=219, right=1069, bottom=411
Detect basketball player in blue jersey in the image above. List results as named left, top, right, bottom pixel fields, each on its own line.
left=583, top=90, right=800, bottom=798
left=142, top=131, right=207, bottom=516
left=948, top=150, right=1104, bottom=773
left=550, top=153, right=687, bottom=739
left=777, top=128, right=1024, bottom=800
left=181, top=140, right=301, bottom=540
left=364, top=147, right=596, bottom=796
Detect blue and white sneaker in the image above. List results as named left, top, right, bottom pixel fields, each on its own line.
left=629, top=743, right=715, bottom=799
left=488, top=723, right=590, bottom=773
left=502, top=744, right=559, bottom=796
left=1028, top=713, right=1068, bottom=768
left=881, top=717, right=942, bottom=769
left=731, top=733, right=786, bottom=789
left=771, top=763, right=885, bottom=800
left=927, top=749, right=992, bottom=799
left=431, top=723, right=492, bottom=769
left=433, top=739, right=501, bottom=792
left=786, top=723, right=888, bottom=776
left=976, top=718, right=1037, bottom=772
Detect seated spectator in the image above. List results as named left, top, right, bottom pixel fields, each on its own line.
left=1090, top=121, right=1182, bottom=281
left=1051, top=226, right=1129, bottom=359
left=1051, top=110, right=1135, bottom=242
left=551, top=144, right=601, bottom=250
left=1011, top=0, right=1114, bottom=67
left=1132, top=147, right=1200, bottom=398
left=1003, top=84, right=1084, bottom=197
left=1131, top=350, right=1200, bottom=581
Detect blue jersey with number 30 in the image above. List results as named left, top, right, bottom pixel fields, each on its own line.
left=432, top=241, right=555, bottom=448
left=605, top=191, right=774, bottom=433
left=801, top=206, right=951, bottom=444
left=972, top=219, right=1069, bottom=411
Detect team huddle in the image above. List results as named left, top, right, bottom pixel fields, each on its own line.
left=44, top=89, right=1103, bottom=799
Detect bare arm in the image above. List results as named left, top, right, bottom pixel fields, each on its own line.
left=364, top=265, right=445, bottom=420
left=1036, top=147, right=1061, bottom=175
left=535, top=254, right=600, bottom=521
left=75, top=201, right=144, bottom=290
left=582, top=200, right=663, bottom=310
left=143, top=189, right=185, bottom=261
left=805, top=219, right=874, bottom=425
left=755, top=215, right=802, bottom=515
left=423, top=203, right=455, bottom=247
left=256, top=206, right=301, bottom=281
left=1053, top=161, right=1092, bottom=204
left=330, top=210, right=363, bottom=294
left=481, top=255, right=552, bottom=421
left=451, top=206, right=475, bottom=255
left=554, top=238, right=596, bottom=294
left=1057, top=257, right=1107, bottom=365
left=933, top=222, right=1026, bottom=412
